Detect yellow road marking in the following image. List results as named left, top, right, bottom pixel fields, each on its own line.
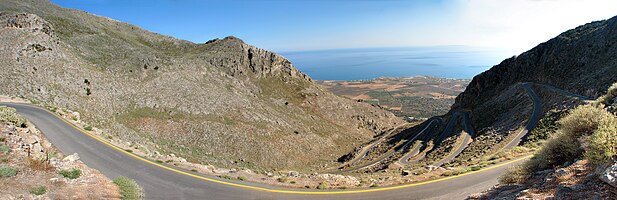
left=15, top=103, right=532, bottom=195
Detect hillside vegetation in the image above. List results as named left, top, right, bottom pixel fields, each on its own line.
left=470, top=85, right=617, bottom=199
left=0, top=0, right=403, bottom=171
left=432, top=15, right=617, bottom=166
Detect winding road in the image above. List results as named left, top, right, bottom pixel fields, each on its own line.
left=1, top=102, right=530, bottom=200
left=335, top=117, right=442, bottom=172
left=398, top=118, right=443, bottom=165
left=432, top=111, right=475, bottom=167
left=500, top=83, right=543, bottom=150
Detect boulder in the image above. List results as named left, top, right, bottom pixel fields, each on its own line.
left=555, top=168, right=568, bottom=177
left=600, top=163, right=617, bottom=188
left=288, top=171, right=299, bottom=177
left=62, top=153, right=80, bottom=162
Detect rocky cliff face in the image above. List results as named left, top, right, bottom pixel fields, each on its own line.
left=0, top=0, right=403, bottom=170
left=453, top=16, right=617, bottom=112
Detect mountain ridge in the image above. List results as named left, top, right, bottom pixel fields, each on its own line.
left=0, top=0, right=403, bottom=171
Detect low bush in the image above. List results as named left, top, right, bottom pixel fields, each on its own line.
left=0, top=106, right=27, bottom=127
left=596, top=82, right=617, bottom=106
left=585, top=116, right=617, bottom=164
left=317, top=182, right=329, bottom=189
left=0, top=145, right=10, bottom=154
left=29, top=158, right=53, bottom=171
left=29, top=186, right=46, bottom=195
left=84, top=126, right=93, bottom=131
left=502, top=104, right=617, bottom=184
left=113, top=176, right=143, bottom=200
left=0, top=165, right=17, bottom=177
left=59, top=169, right=81, bottom=179
left=499, top=166, right=529, bottom=184
left=277, top=177, right=288, bottom=183
left=218, top=175, right=233, bottom=180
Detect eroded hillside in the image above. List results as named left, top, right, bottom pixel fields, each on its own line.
left=0, top=0, right=403, bottom=171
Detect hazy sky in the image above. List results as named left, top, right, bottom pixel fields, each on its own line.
left=51, top=0, right=617, bottom=54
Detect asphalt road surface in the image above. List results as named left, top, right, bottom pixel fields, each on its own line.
left=501, top=83, right=543, bottom=150
left=1, top=102, right=528, bottom=200
left=432, top=111, right=475, bottom=167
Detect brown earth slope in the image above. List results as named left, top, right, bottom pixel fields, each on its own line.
left=0, top=0, right=403, bottom=171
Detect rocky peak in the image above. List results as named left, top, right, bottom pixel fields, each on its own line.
left=205, top=36, right=312, bottom=82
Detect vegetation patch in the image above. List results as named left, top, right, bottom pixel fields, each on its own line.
left=501, top=104, right=617, bottom=184
left=0, top=145, right=10, bottom=154
left=0, top=165, right=17, bottom=177
left=317, top=182, right=329, bottom=190
left=29, top=186, right=47, bottom=196
left=0, top=106, right=27, bottom=127
left=59, top=168, right=82, bottom=179
left=113, top=176, right=144, bottom=200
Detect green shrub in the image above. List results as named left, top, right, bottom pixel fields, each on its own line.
left=113, top=176, right=143, bottom=200
left=277, top=177, right=288, bottom=183
left=84, top=126, right=93, bottom=131
left=0, top=165, right=17, bottom=177
left=506, top=104, right=617, bottom=184
left=317, top=182, right=329, bottom=189
left=585, top=116, right=617, bottom=164
left=596, top=82, right=617, bottom=106
left=29, top=186, right=47, bottom=195
left=526, top=110, right=564, bottom=144
left=0, top=145, right=10, bottom=154
left=237, top=176, right=247, bottom=181
left=498, top=166, right=529, bottom=184
left=526, top=132, right=580, bottom=171
left=59, top=169, right=81, bottom=179
left=218, top=175, right=233, bottom=180
left=0, top=106, right=27, bottom=127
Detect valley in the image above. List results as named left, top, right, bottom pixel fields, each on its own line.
left=318, top=76, right=469, bottom=119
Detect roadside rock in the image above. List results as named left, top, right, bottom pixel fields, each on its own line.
left=63, top=153, right=80, bottom=162
left=288, top=171, right=299, bottom=177
left=600, top=163, right=617, bottom=188
left=555, top=168, right=568, bottom=177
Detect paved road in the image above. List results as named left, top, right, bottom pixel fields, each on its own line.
left=398, top=118, right=442, bottom=165
left=336, top=118, right=442, bottom=172
left=500, top=83, right=543, bottom=150
left=432, top=111, right=475, bottom=167
left=336, top=123, right=412, bottom=171
left=1, top=102, right=528, bottom=200
left=537, top=83, right=594, bottom=101
left=400, top=111, right=465, bottom=165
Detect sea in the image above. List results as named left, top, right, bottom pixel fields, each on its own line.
left=280, top=46, right=514, bottom=80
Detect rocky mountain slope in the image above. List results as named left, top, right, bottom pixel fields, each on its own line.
left=454, top=16, right=617, bottom=112
left=435, top=15, right=617, bottom=162
left=0, top=0, right=403, bottom=171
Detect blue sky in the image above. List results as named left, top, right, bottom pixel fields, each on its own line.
left=51, top=0, right=617, bottom=54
